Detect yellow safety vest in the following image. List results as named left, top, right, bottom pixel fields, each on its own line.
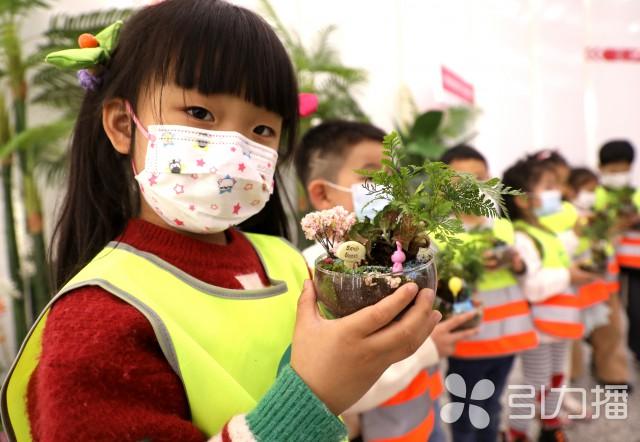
left=451, top=219, right=538, bottom=358
left=514, top=221, right=584, bottom=340
left=539, top=202, right=613, bottom=307
left=1, top=232, right=307, bottom=441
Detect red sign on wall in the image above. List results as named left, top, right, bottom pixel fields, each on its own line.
left=441, top=66, right=475, bottom=104
left=586, top=47, right=640, bottom=62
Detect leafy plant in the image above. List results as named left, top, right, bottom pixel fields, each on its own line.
left=258, top=0, right=368, bottom=134
left=436, top=239, right=488, bottom=289
left=348, top=131, right=520, bottom=264
left=396, top=103, right=480, bottom=165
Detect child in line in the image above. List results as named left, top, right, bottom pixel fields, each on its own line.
left=295, top=120, right=478, bottom=442
left=0, top=2, right=442, bottom=441
left=566, top=168, right=629, bottom=387
left=595, top=140, right=640, bottom=363
left=441, top=145, right=539, bottom=442
left=503, top=158, right=590, bottom=442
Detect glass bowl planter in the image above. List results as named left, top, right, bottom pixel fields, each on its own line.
left=313, top=245, right=437, bottom=319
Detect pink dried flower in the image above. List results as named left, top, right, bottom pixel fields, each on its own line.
left=300, top=206, right=356, bottom=256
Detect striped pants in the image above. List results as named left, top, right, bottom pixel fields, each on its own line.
left=509, top=341, right=569, bottom=433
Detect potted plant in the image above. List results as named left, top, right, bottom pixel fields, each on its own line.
left=434, top=237, right=489, bottom=330
left=578, top=210, right=615, bottom=274
left=301, top=132, right=519, bottom=319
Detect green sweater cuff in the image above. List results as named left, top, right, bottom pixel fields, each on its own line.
left=246, top=365, right=347, bottom=442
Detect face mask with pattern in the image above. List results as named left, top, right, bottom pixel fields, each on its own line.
left=127, top=102, right=278, bottom=233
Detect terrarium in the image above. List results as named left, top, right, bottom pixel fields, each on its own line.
left=302, top=132, right=519, bottom=319
left=434, top=240, right=487, bottom=330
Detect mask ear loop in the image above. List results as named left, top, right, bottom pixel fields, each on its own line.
left=124, top=100, right=156, bottom=176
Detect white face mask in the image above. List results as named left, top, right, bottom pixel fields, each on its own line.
left=573, top=190, right=596, bottom=211
left=127, top=104, right=278, bottom=233
left=534, top=189, right=563, bottom=217
left=600, top=172, right=631, bottom=190
left=325, top=181, right=390, bottom=221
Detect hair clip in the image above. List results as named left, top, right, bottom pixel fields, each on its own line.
left=298, top=92, right=318, bottom=117
left=45, top=21, right=124, bottom=91
left=535, top=149, right=553, bottom=161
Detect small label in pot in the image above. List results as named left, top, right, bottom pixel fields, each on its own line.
left=336, top=241, right=366, bottom=268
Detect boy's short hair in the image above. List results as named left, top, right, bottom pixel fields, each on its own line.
left=599, top=140, right=635, bottom=166
left=568, top=167, right=598, bottom=192
left=294, top=120, right=386, bottom=185
left=440, top=144, right=487, bottom=166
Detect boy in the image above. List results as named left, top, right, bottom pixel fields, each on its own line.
left=595, top=140, right=640, bottom=363
left=295, top=120, right=477, bottom=442
left=441, top=145, right=539, bottom=442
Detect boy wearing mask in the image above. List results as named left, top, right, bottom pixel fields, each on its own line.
left=295, top=120, right=477, bottom=442
left=595, top=140, right=640, bottom=363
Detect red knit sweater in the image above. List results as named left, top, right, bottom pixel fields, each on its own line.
left=27, top=219, right=270, bottom=442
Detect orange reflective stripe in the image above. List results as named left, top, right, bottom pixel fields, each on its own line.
left=533, top=319, right=584, bottom=339
left=429, top=370, right=444, bottom=399
left=372, top=410, right=435, bottom=442
left=621, top=237, right=640, bottom=246
left=542, top=294, right=581, bottom=307
left=606, top=281, right=620, bottom=293
left=482, top=300, right=531, bottom=321
left=453, top=331, right=539, bottom=357
left=607, top=260, right=620, bottom=275
left=383, top=370, right=430, bottom=406
left=578, top=281, right=610, bottom=308
left=617, top=255, right=640, bottom=268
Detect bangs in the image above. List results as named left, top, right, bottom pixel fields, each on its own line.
left=116, top=0, right=298, bottom=135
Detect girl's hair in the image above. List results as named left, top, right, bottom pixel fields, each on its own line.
left=502, top=158, right=548, bottom=221
left=568, top=167, right=598, bottom=193
left=51, top=0, right=299, bottom=290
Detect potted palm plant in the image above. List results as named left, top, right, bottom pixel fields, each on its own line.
left=301, top=132, right=519, bottom=318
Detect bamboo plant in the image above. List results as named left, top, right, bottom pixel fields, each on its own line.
left=0, top=5, right=132, bottom=347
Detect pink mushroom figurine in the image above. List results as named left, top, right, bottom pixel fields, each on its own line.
left=391, top=241, right=406, bottom=273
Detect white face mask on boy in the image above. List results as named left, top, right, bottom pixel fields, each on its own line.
left=600, top=172, right=631, bottom=190
left=127, top=102, right=278, bottom=234
left=573, top=190, right=596, bottom=211
left=325, top=181, right=390, bottom=221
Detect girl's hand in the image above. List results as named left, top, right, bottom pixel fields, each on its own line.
left=290, top=281, right=441, bottom=416
left=569, top=264, right=598, bottom=286
left=509, top=250, right=526, bottom=274
left=430, top=311, right=479, bottom=358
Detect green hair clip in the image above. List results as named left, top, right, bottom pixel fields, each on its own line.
left=45, top=20, right=123, bottom=90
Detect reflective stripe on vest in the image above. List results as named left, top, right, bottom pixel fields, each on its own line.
left=361, top=365, right=442, bottom=442
left=617, top=231, right=640, bottom=269
left=453, top=285, right=538, bottom=358
left=452, top=219, right=538, bottom=358
left=515, top=222, right=584, bottom=340
left=1, top=233, right=307, bottom=441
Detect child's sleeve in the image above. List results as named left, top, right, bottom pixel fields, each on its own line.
left=514, top=231, right=571, bottom=303
left=344, top=337, right=439, bottom=414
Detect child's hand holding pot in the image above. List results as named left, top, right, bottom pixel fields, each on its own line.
left=431, top=311, right=479, bottom=358
left=290, top=281, right=441, bottom=415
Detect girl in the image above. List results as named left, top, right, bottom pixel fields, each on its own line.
left=502, top=158, right=591, bottom=442
left=0, top=2, right=441, bottom=441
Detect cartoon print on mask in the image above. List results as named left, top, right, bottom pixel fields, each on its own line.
left=161, top=131, right=174, bottom=146
left=193, top=133, right=209, bottom=150
left=218, top=175, right=237, bottom=194
left=169, top=159, right=182, bottom=174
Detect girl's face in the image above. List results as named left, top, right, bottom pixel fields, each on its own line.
left=529, top=169, right=558, bottom=209
left=104, top=83, right=284, bottom=240
left=131, top=84, right=284, bottom=175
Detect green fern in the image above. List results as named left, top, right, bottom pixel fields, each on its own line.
left=356, top=131, right=521, bottom=249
